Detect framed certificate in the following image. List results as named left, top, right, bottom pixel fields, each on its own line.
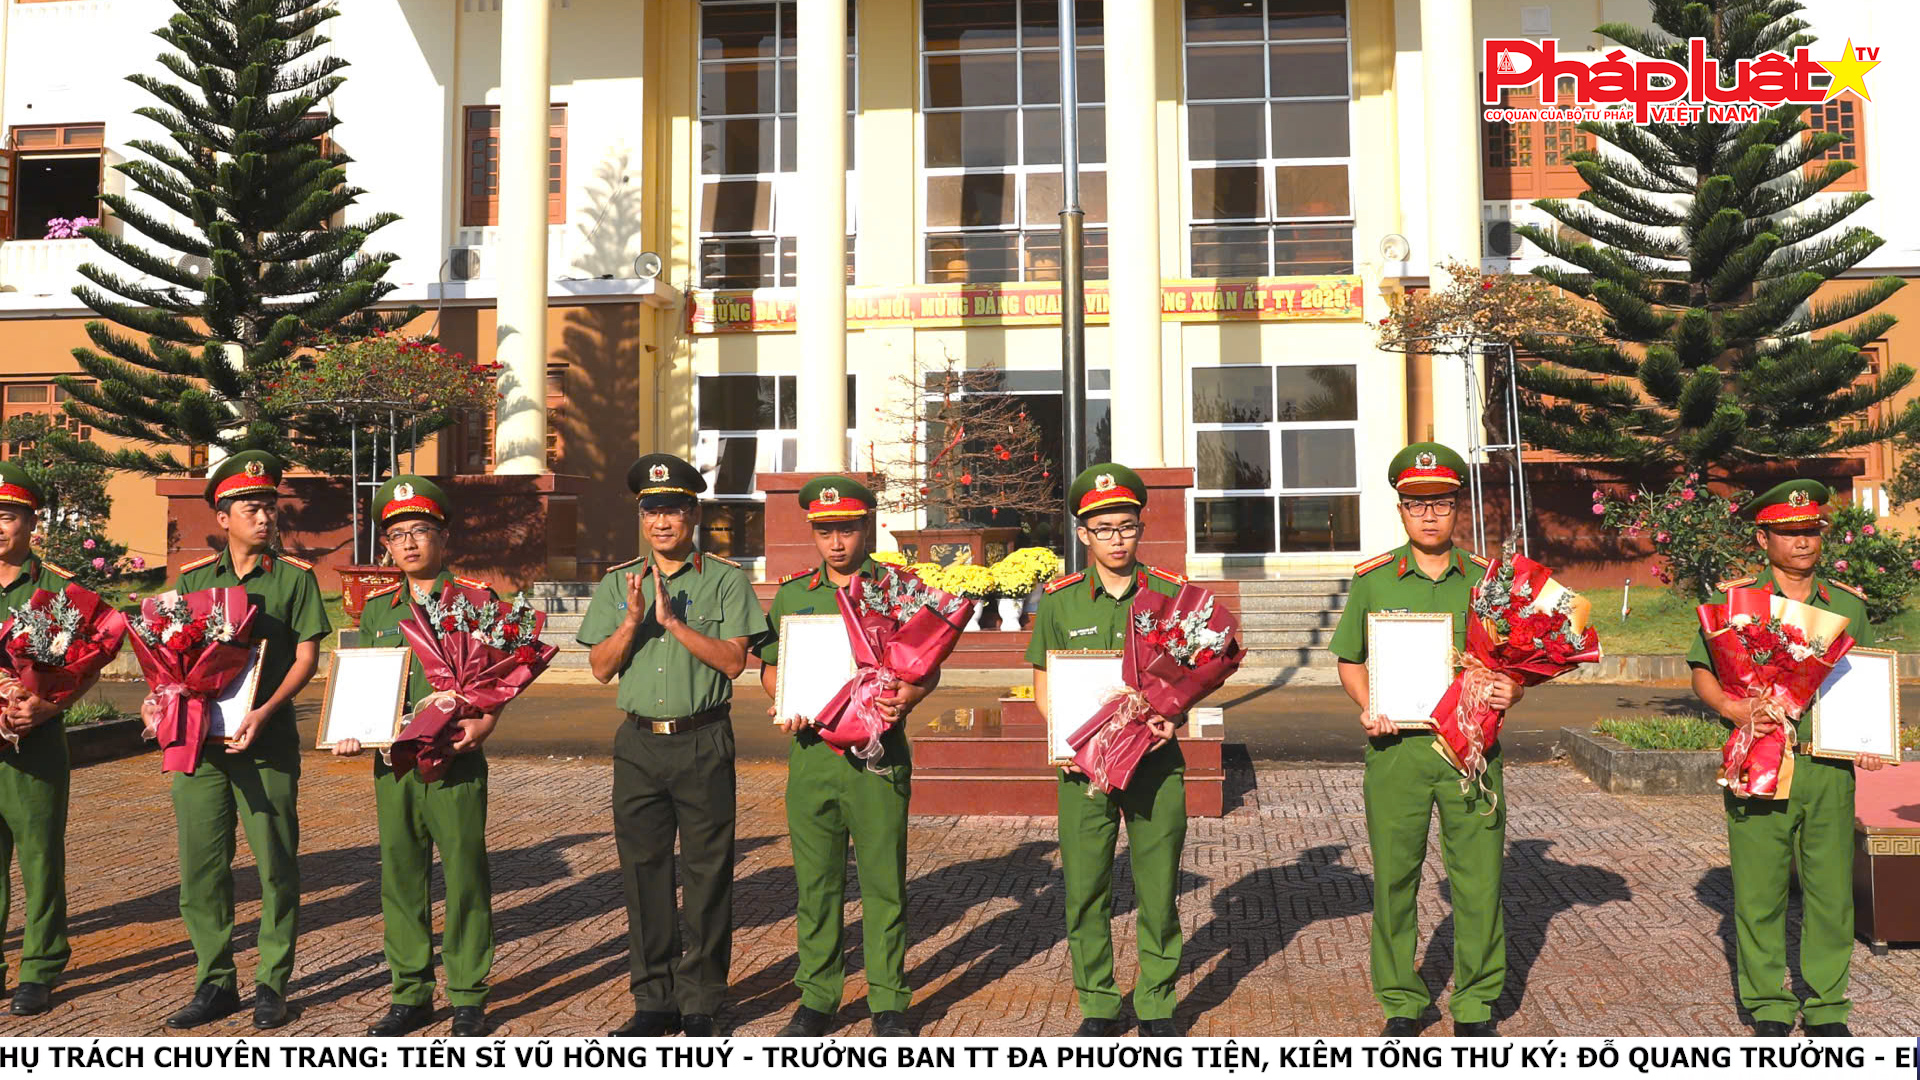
left=1367, top=612, right=1455, bottom=731
left=774, top=614, right=858, bottom=724
left=1044, top=650, right=1125, bottom=765
left=208, top=642, right=267, bottom=742
left=316, top=647, right=412, bottom=750
left=1810, top=647, right=1902, bottom=763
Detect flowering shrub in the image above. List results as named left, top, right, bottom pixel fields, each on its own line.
left=43, top=217, right=100, bottom=240
left=258, top=330, right=500, bottom=419
left=0, top=415, right=130, bottom=591
left=1597, top=474, right=1752, bottom=601
left=869, top=550, right=907, bottom=567
left=1817, top=504, right=1920, bottom=624
left=989, top=547, right=1061, bottom=596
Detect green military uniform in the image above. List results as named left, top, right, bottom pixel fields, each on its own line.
left=0, top=460, right=80, bottom=999
left=759, top=477, right=913, bottom=1019
left=1028, top=463, right=1190, bottom=1024
left=577, top=453, right=769, bottom=1018
left=1686, top=480, right=1870, bottom=1029
left=170, top=451, right=331, bottom=996
left=1328, top=442, right=1505, bottom=1025
left=356, top=475, right=496, bottom=1011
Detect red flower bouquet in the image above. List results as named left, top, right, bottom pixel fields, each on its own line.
left=0, top=582, right=129, bottom=750
left=813, top=567, right=974, bottom=766
left=1067, top=581, right=1243, bottom=795
left=392, top=584, right=558, bottom=781
left=126, top=587, right=258, bottom=773
left=1697, top=587, right=1853, bottom=799
left=1431, top=543, right=1602, bottom=800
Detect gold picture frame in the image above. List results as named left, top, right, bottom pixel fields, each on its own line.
left=316, top=647, right=413, bottom=750
left=1044, top=649, right=1126, bottom=765
left=1810, top=647, right=1903, bottom=763
left=1366, top=612, right=1455, bottom=731
left=773, top=614, right=859, bottom=725
left=208, top=641, right=267, bottom=743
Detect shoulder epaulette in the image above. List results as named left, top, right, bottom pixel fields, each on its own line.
left=366, top=583, right=402, bottom=601
left=1466, top=553, right=1491, bottom=568
left=1147, top=566, right=1186, bottom=586
left=1830, top=579, right=1867, bottom=601
left=779, top=567, right=813, bottom=584
left=1044, top=572, right=1085, bottom=594
left=43, top=562, right=74, bottom=580
left=453, top=575, right=490, bottom=590
left=180, top=553, right=218, bottom=573
left=1353, top=552, right=1395, bottom=576
left=279, top=554, right=314, bottom=571
left=1716, top=576, right=1756, bottom=592
left=607, top=556, right=645, bottom=573
left=706, top=553, right=741, bottom=568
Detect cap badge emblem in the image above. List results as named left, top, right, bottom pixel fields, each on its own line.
left=820, top=487, right=840, bottom=505
left=1788, top=489, right=1811, bottom=508
left=1415, top=451, right=1437, bottom=470
left=244, top=460, right=266, bottom=477
left=1094, top=473, right=1115, bottom=492
left=394, top=482, right=415, bottom=501
left=648, top=463, right=669, bottom=482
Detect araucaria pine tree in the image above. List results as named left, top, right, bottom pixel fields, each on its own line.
left=1515, top=0, right=1918, bottom=469
left=56, top=0, right=409, bottom=473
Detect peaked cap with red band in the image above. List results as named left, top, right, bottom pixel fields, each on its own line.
left=1068, top=463, right=1147, bottom=518
left=203, top=450, right=284, bottom=506
left=1388, top=441, right=1466, bottom=496
left=1744, top=479, right=1831, bottom=526
left=374, top=474, right=449, bottom=525
left=0, top=461, right=43, bottom=512
left=798, top=475, right=876, bottom=522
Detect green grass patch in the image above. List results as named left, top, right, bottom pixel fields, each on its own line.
left=1594, top=714, right=1726, bottom=751
left=62, top=700, right=126, bottom=728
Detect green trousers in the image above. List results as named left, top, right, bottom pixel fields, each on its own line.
left=787, top=728, right=911, bottom=1014
left=1725, top=755, right=1856, bottom=1025
left=611, top=715, right=735, bottom=1015
left=170, top=737, right=301, bottom=994
left=0, top=722, right=69, bottom=987
left=374, top=751, right=493, bottom=1008
left=1362, top=733, right=1506, bottom=1023
left=1057, top=742, right=1187, bottom=1022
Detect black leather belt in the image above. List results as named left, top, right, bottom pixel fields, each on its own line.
left=626, top=704, right=730, bottom=735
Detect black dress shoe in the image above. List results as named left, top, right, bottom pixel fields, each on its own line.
left=872, top=1010, right=914, bottom=1037
left=1139, top=1018, right=1179, bottom=1037
left=166, top=983, right=240, bottom=1029
left=779, top=1005, right=832, bottom=1036
left=252, top=985, right=289, bottom=1030
left=680, top=1013, right=717, bottom=1037
left=10, top=982, right=50, bottom=1016
left=1454, top=1019, right=1497, bottom=1037
left=368, top=1003, right=435, bottom=1037
left=1075, top=1017, right=1125, bottom=1037
left=451, top=1006, right=491, bottom=1036
left=1753, top=1020, right=1792, bottom=1037
left=610, top=1010, right=680, bottom=1037
left=1381, top=1017, right=1421, bottom=1037
left=1805, top=1021, right=1852, bottom=1037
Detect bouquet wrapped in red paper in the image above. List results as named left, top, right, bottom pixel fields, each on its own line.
left=1066, top=581, right=1243, bottom=796
left=1431, top=542, right=1602, bottom=800
left=392, top=583, right=558, bottom=781
left=1697, top=587, right=1854, bottom=799
left=0, top=582, right=129, bottom=751
left=126, top=587, right=258, bottom=773
left=812, top=566, right=974, bottom=766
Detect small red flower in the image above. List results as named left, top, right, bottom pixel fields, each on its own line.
left=166, top=631, right=194, bottom=652
left=440, top=615, right=461, bottom=632
left=513, top=645, right=538, bottom=664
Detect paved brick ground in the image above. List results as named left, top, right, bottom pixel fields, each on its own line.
left=3, top=753, right=1917, bottom=1038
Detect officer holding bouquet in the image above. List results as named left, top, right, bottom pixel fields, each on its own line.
left=759, top=476, right=935, bottom=1038
left=1329, top=441, right=1521, bottom=1037
left=149, top=450, right=330, bottom=1030
left=0, top=462, right=96, bottom=1017
left=1027, top=463, right=1189, bottom=1037
left=1687, top=480, right=1881, bottom=1037
left=333, top=475, right=501, bottom=1037
left=578, top=453, right=767, bottom=1037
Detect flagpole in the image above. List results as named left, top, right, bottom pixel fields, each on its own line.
left=1058, top=0, right=1088, bottom=573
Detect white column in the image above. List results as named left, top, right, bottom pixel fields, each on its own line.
left=1104, top=0, right=1163, bottom=467
left=1419, top=0, right=1483, bottom=452
left=492, top=0, right=553, bottom=475
left=795, top=0, right=848, bottom=470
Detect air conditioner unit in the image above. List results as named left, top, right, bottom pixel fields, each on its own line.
left=448, top=247, right=483, bottom=281
left=1481, top=201, right=1584, bottom=275
left=176, top=254, right=212, bottom=280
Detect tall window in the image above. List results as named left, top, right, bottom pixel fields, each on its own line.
left=1190, top=363, right=1359, bottom=555
left=3, top=123, right=106, bottom=241
left=1805, top=92, right=1866, bottom=193
left=0, top=383, right=92, bottom=459
left=921, top=0, right=1107, bottom=283
left=695, top=374, right=857, bottom=559
left=1481, top=78, right=1591, bottom=199
left=1183, top=0, right=1354, bottom=276
left=456, top=365, right=564, bottom=473
left=463, top=105, right=566, bottom=227
left=698, top=1, right=857, bottom=289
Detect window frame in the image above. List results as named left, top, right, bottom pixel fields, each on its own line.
left=3, top=123, right=108, bottom=241
left=1480, top=78, right=1592, bottom=200
left=693, top=372, right=858, bottom=560
left=0, top=381, right=94, bottom=460
left=461, top=103, right=567, bottom=228
left=1187, top=359, right=1362, bottom=556
left=1180, top=0, right=1357, bottom=278
left=1804, top=90, right=1866, bottom=194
